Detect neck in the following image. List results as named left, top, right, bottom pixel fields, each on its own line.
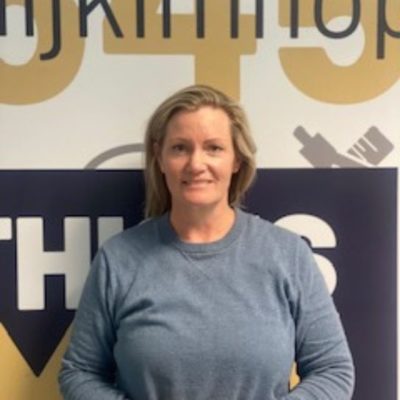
left=169, top=203, right=236, bottom=243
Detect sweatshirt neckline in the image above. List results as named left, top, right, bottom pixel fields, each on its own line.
left=158, top=208, right=246, bottom=254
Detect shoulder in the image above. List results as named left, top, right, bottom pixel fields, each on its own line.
left=238, top=209, right=316, bottom=280
left=239, top=209, right=304, bottom=253
left=105, top=216, right=160, bottom=248
left=86, top=216, right=167, bottom=300
left=96, top=216, right=164, bottom=269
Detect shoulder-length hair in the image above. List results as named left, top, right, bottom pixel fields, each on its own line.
left=144, top=84, right=257, bottom=218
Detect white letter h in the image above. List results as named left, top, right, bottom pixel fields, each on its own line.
left=17, top=217, right=90, bottom=310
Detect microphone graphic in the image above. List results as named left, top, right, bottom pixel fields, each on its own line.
left=294, top=126, right=364, bottom=168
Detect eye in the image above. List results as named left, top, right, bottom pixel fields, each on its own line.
left=171, top=143, right=187, bottom=153
left=208, top=144, right=224, bottom=153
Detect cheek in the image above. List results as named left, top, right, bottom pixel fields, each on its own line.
left=158, top=152, right=172, bottom=175
left=227, top=157, right=241, bottom=176
left=160, top=160, right=181, bottom=182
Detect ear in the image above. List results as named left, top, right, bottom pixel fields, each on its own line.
left=153, top=142, right=165, bottom=173
left=233, top=157, right=241, bottom=173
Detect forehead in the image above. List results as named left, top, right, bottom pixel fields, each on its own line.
left=165, top=106, right=231, bottom=138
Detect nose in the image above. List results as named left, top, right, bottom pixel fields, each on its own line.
left=186, top=149, right=206, bottom=173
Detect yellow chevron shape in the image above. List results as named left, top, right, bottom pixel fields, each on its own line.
left=0, top=323, right=71, bottom=399
left=290, top=363, right=300, bottom=389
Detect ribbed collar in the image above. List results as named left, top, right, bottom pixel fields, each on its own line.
left=158, top=208, right=247, bottom=255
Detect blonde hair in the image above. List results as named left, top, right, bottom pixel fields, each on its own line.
left=144, top=84, right=257, bottom=217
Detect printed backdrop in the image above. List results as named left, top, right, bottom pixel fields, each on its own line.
left=0, top=1, right=399, bottom=399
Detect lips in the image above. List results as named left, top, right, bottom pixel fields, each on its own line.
left=182, top=179, right=212, bottom=186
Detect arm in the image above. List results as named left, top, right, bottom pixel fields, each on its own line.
left=59, top=250, right=130, bottom=400
left=283, top=239, right=355, bottom=400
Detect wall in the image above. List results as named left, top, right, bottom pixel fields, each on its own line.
left=0, top=1, right=398, bottom=399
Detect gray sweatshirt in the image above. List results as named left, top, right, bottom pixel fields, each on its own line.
left=59, top=209, right=354, bottom=400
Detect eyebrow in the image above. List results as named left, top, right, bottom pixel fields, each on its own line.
left=167, top=136, right=228, bottom=143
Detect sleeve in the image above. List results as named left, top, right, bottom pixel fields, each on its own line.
left=282, top=238, right=355, bottom=400
left=58, top=249, right=130, bottom=400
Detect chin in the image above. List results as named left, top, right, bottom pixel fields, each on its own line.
left=179, top=195, right=224, bottom=209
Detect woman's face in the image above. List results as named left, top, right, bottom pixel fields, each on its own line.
left=157, top=106, right=240, bottom=212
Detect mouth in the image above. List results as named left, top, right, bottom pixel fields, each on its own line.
left=182, top=180, right=212, bottom=186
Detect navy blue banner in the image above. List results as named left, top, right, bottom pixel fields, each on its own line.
left=0, top=169, right=396, bottom=400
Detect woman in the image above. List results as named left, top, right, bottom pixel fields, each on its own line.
left=59, top=85, right=355, bottom=399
